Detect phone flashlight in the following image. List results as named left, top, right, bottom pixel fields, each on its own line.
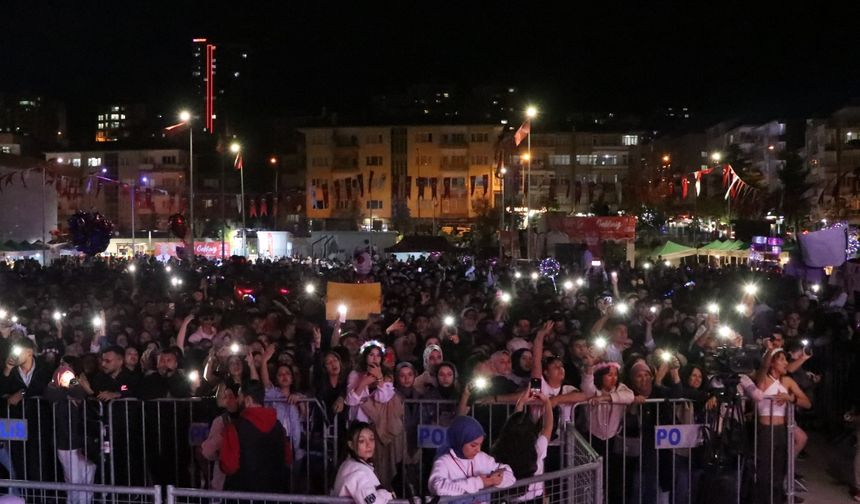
left=11, top=346, right=22, bottom=358
left=514, top=271, right=522, bottom=279
left=615, top=302, right=629, bottom=315
left=337, top=304, right=348, bottom=322
left=718, top=325, right=732, bottom=339
left=53, top=311, right=62, bottom=321
left=0, top=309, right=6, bottom=320
left=230, top=343, right=241, bottom=354
left=650, top=306, right=658, bottom=314
left=165, top=265, right=172, bottom=273
left=187, top=370, right=200, bottom=382
left=735, top=303, right=747, bottom=314
left=594, top=337, right=607, bottom=350
left=643, top=262, right=652, bottom=270
left=811, top=284, right=820, bottom=293
left=664, top=260, right=671, bottom=267
left=707, top=303, right=719, bottom=314
left=563, top=280, right=574, bottom=291
left=92, top=316, right=103, bottom=328
left=443, top=315, right=455, bottom=327
left=575, top=278, right=585, bottom=287
left=127, top=264, right=136, bottom=273
left=10, top=316, right=18, bottom=324
left=661, top=350, right=672, bottom=363
left=530, top=272, right=539, bottom=280
left=591, top=260, right=602, bottom=267
left=305, top=284, right=315, bottom=294
left=500, top=292, right=512, bottom=304
left=472, top=376, right=488, bottom=390
left=801, top=339, right=809, bottom=347
left=743, top=284, right=758, bottom=296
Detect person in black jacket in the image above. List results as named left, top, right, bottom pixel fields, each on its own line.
left=44, top=365, right=96, bottom=504
left=1, top=338, right=55, bottom=482
left=220, top=380, right=288, bottom=492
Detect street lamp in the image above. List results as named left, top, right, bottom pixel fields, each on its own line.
left=711, top=151, right=722, bottom=163
left=179, top=110, right=194, bottom=264
left=231, top=142, right=246, bottom=257
left=524, top=105, right=537, bottom=260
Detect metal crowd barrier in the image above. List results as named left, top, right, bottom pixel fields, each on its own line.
left=166, top=486, right=356, bottom=504
left=0, top=395, right=333, bottom=494
left=570, top=395, right=799, bottom=504
left=0, top=479, right=162, bottom=504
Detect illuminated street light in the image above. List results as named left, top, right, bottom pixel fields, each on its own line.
left=526, top=106, right=538, bottom=119
left=711, top=151, right=722, bottom=163
left=179, top=110, right=191, bottom=123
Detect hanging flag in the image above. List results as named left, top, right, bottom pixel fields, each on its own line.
left=724, top=172, right=741, bottom=200
left=575, top=181, right=582, bottom=203
left=249, top=197, right=258, bottom=217
left=443, top=177, right=451, bottom=198
left=469, top=175, right=476, bottom=196
left=513, top=120, right=530, bottom=147
left=694, top=171, right=702, bottom=196
left=368, top=171, right=374, bottom=195
left=322, top=182, right=329, bottom=208
left=234, top=153, right=243, bottom=171
left=405, top=176, right=412, bottom=199
left=682, top=177, right=689, bottom=199
left=549, top=178, right=557, bottom=200
left=722, top=165, right=730, bottom=188
left=334, top=180, right=341, bottom=201
left=430, top=177, right=438, bottom=200
left=345, top=178, right=353, bottom=199
left=272, top=196, right=279, bottom=217
left=260, top=196, right=268, bottom=217
left=587, top=181, right=595, bottom=202
left=417, top=177, right=426, bottom=200
left=356, top=174, right=364, bottom=197
left=482, top=174, right=489, bottom=196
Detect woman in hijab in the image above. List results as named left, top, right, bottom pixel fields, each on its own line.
left=414, top=344, right=444, bottom=395
left=509, top=348, right=534, bottom=388
left=422, top=361, right=460, bottom=427
left=428, top=416, right=515, bottom=499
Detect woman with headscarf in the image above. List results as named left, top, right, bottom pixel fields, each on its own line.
left=422, top=361, right=460, bottom=427
left=428, top=416, right=516, bottom=499
left=413, top=344, right=443, bottom=395
left=509, top=348, right=534, bottom=388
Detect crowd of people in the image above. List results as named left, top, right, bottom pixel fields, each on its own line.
left=0, top=250, right=854, bottom=503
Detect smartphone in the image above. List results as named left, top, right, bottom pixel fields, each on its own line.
left=529, top=378, right=541, bottom=395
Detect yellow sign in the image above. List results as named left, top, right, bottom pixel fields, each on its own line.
left=325, top=282, right=382, bottom=321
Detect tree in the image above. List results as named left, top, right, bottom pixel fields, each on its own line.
left=390, top=198, right=413, bottom=235
left=776, top=152, right=813, bottom=233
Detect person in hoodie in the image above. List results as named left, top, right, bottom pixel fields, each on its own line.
left=219, top=380, right=288, bottom=493
left=428, top=415, right=515, bottom=500
left=333, top=421, right=394, bottom=504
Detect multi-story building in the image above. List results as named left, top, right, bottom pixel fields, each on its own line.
left=806, top=105, right=860, bottom=220
left=95, top=104, right=148, bottom=143
left=300, top=125, right=503, bottom=230
left=0, top=93, right=67, bottom=153
left=706, top=119, right=787, bottom=189
left=508, top=130, right=641, bottom=215
left=44, top=148, right=189, bottom=236
left=191, top=38, right=249, bottom=135
left=301, top=124, right=642, bottom=231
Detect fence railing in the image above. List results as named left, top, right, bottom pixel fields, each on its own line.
left=569, top=395, right=798, bottom=504
left=0, top=479, right=162, bottom=504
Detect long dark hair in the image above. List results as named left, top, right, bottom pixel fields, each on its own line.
left=343, top=421, right=377, bottom=464
left=492, top=411, right=539, bottom=479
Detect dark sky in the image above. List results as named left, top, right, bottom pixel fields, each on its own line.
left=2, top=2, right=859, bottom=123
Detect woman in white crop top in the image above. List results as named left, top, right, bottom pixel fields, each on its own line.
left=753, top=349, right=810, bottom=504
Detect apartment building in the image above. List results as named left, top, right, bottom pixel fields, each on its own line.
left=44, top=148, right=189, bottom=235
left=806, top=106, right=860, bottom=220
left=300, top=125, right=503, bottom=230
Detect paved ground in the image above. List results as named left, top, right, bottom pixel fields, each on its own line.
left=797, top=432, right=855, bottom=503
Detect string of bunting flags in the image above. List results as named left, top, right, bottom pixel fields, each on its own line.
left=672, top=164, right=758, bottom=201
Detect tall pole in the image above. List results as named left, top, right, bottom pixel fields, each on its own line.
left=188, top=126, right=195, bottom=265
left=131, top=184, right=136, bottom=256
left=220, top=150, right=226, bottom=258
left=240, top=162, right=246, bottom=257
left=526, top=131, right=532, bottom=260
left=41, top=166, right=46, bottom=266
left=498, top=167, right=505, bottom=260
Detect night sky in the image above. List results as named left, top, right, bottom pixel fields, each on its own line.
left=3, top=2, right=860, bottom=124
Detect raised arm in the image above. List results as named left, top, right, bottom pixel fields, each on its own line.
left=260, top=344, right=276, bottom=389
left=176, top=313, right=194, bottom=350
left=531, top=321, right=554, bottom=380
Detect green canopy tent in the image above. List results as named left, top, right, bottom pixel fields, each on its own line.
left=645, top=240, right=698, bottom=265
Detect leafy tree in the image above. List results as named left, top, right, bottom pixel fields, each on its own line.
left=776, top=152, right=813, bottom=233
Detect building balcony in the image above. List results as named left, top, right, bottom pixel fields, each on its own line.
left=334, top=136, right=359, bottom=148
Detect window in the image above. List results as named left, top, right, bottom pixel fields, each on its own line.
left=87, top=157, right=102, bottom=167
left=72, top=158, right=81, bottom=167
left=470, top=133, right=489, bottom=142
left=549, top=154, right=571, bottom=165
left=415, top=155, right=432, bottom=166
left=576, top=155, right=597, bottom=165
left=622, top=135, right=638, bottom=146
left=471, top=155, right=489, bottom=165
left=0, top=147, right=10, bottom=154
left=311, top=157, right=329, bottom=167
left=365, top=156, right=383, bottom=166
left=110, top=114, right=119, bottom=120
left=415, top=133, right=433, bottom=143
left=310, top=135, right=328, bottom=145
left=366, top=200, right=383, bottom=210
left=97, top=123, right=104, bottom=130
left=98, top=115, right=104, bottom=121
left=442, top=133, right=466, bottom=144
left=162, top=155, right=177, bottom=164
left=365, top=134, right=383, bottom=144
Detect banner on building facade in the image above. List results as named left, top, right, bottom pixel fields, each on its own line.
left=545, top=215, right=636, bottom=245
